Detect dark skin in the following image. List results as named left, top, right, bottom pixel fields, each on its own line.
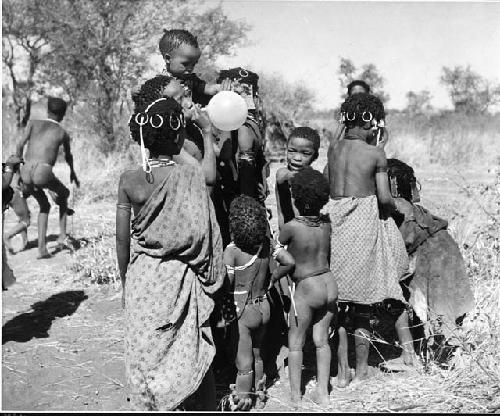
left=15, top=111, right=79, bottom=257
left=328, top=119, right=402, bottom=385
left=223, top=238, right=294, bottom=410
left=276, top=137, right=317, bottom=229
left=272, top=211, right=337, bottom=408
left=115, top=105, right=216, bottom=411
left=163, top=43, right=220, bottom=95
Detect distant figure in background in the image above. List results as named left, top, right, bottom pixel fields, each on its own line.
left=16, top=97, right=80, bottom=259
left=2, top=155, right=23, bottom=290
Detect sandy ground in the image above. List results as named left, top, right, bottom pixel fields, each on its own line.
left=2, top=162, right=497, bottom=412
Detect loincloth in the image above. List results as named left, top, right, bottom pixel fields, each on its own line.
left=324, top=195, right=407, bottom=305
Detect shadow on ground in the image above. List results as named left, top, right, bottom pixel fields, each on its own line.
left=2, top=290, right=88, bottom=344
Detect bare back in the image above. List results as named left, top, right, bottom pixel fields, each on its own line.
left=23, top=120, right=69, bottom=165
left=225, top=239, right=271, bottom=299
left=328, top=139, right=383, bottom=198
left=281, top=220, right=331, bottom=281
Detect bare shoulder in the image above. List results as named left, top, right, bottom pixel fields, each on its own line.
left=118, top=169, right=140, bottom=190
left=276, top=167, right=291, bottom=184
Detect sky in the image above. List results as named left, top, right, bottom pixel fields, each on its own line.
left=214, top=1, right=500, bottom=110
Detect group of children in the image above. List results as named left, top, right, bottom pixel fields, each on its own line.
left=2, top=26, right=473, bottom=412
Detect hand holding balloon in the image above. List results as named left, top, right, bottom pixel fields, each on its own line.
left=190, top=104, right=212, bottom=132
left=206, top=91, right=248, bottom=131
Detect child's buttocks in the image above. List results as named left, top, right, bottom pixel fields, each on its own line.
left=294, top=271, right=337, bottom=309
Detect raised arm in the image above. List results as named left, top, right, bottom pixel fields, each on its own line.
left=116, top=174, right=132, bottom=308
left=63, top=132, right=80, bottom=187
left=15, top=122, right=32, bottom=158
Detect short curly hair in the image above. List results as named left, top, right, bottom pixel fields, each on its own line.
left=129, top=76, right=185, bottom=155
left=47, top=97, right=67, bottom=118
left=288, top=127, right=321, bottom=158
left=290, top=167, right=330, bottom=215
left=347, top=80, right=370, bottom=96
left=229, top=195, right=267, bottom=252
left=340, top=93, right=385, bottom=129
left=159, top=29, right=199, bottom=55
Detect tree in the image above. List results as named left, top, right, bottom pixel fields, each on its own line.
left=440, top=65, right=500, bottom=114
left=404, top=90, right=433, bottom=115
left=2, top=0, right=249, bottom=153
left=259, top=73, right=315, bottom=123
left=2, top=0, right=52, bottom=126
left=337, top=57, right=390, bottom=104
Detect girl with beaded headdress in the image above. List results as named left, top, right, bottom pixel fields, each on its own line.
left=116, top=76, right=224, bottom=410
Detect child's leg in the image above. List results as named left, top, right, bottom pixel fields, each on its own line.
left=337, top=326, right=351, bottom=387
left=395, top=310, right=417, bottom=365
left=4, top=192, right=30, bottom=252
left=234, top=320, right=254, bottom=411
left=251, top=301, right=270, bottom=392
left=288, top=296, right=313, bottom=406
left=46, top=178, right=70, bottom=244
left=311, top=305, right=334, bottom=406
left=32, top=189, right=51, bottom=258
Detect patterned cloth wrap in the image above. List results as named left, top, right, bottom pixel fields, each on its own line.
left=124, top=163, right=225, bottom=410
left=324, top=195, right=408, bottom=305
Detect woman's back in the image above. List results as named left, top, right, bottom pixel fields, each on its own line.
left=120, top=164, right=181, bottom=215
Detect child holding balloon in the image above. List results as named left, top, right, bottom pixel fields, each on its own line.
left=159, top=29, right=221, bottom=106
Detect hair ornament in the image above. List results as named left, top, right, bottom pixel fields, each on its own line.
left=134, top=112, right=152, bottom=174
left=150, top=114, right=164, bottom=129
left=346, top=112, right=356, bottom=121
left=169, top=114, right=181, bottom=131
left=238, top=68, right=249, bottom=78
left=362, top=112, right=373, bottom=122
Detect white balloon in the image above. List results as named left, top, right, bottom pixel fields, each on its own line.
left=206, top=91, right=248, bottom=131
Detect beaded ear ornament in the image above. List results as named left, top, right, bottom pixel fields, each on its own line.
left=130, top=98, right=185, bottom=173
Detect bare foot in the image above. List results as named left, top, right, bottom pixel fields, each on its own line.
left=352, top=366, right=371, bottom=383
left=311, top=388, right=329, bottom=408
left=337, top=364, right=352, bottom=388
left=290, top=394, right=301, bottom=410
left=37, top=250, right=52, bottom=260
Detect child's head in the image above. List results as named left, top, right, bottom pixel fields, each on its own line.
left=129, top=77, right=186, bottom=157
left=47, top=97, right=67, bottom=121
left=229, top=195, right=267, bottom=253
left=340, top=93, right=384, bottom=141
left=286, top=127, right=320, bottom=171
left=217, top=67, right=259, bottom=110
left=347, top=80, right=370, bottom=96
left=159, top=29, right=201, bottom=80
left=134, top=74, right=193, bottom=113
left=387, top=159, right=420, bottom=203
left=290, top=167, right=330, bottom=216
